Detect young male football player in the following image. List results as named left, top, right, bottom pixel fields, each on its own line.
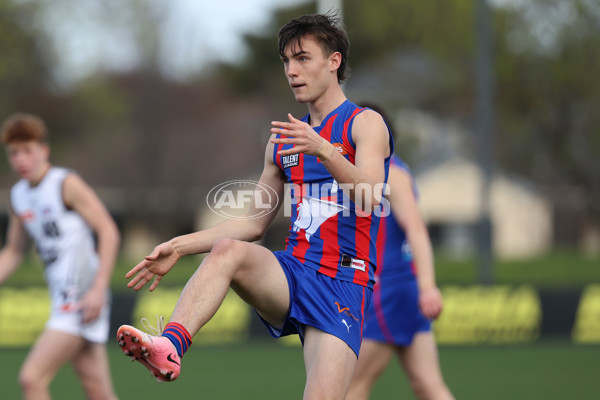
left=118, top=13, right=392, bottom=399
left=0, top=113, right=120, bottom=400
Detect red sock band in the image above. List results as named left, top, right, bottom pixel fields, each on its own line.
left=166, top=322, right=192, bottom=343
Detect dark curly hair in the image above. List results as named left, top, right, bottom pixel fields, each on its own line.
left=278, top=13, right=351, bottom=84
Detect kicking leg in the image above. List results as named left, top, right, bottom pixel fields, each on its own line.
left=118, top=238, right=290, bottom=381
left=171, top=238, right=290, bottom=333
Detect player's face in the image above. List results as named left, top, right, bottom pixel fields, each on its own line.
left=281, top=36, right=338, bottom=103
left=6, top=141, right=50, bottom=183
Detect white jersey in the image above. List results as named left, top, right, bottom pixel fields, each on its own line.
left=10, top=166, right=109, bottom=343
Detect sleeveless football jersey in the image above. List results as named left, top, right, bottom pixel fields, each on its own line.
left=375, top=155, right=418, bottom=283
left=10, top=167, right=99, bottom=300
left=365, top=155, right=432, bottom=345
left=273, top=100, right=393, bottom=288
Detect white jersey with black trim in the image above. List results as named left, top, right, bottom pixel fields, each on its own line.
left=10, top=167, right=99, bottom=307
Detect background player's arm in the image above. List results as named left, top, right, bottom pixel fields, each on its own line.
left=388, top=166, right=443, bottom=320
left=126, top=136, right=285, bottom=291
left=0, top=211, right=27, bottom=284
left=63, top=173, right=120, bottom=322
left=271, top=110, right=389, bottom=212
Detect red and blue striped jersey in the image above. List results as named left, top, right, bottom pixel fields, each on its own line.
left=375, top=155, right=418, bottom=284
left=273, top=100, right=393, bottom=288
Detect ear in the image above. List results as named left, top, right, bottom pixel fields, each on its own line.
left=41, top=142, right=50, bottom=159
left=329, top=51, right=342, bottom=73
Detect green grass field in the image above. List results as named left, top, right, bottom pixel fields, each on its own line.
left=4, top=249, right=599, bottom=290
left=3, top=250, right=598, bottom=398
left=2, top=341, right=599, bottom=399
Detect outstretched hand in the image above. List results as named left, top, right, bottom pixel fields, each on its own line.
left=126, top=242, right=180, bottom=291
left=271, top=113, right=325, bottom=156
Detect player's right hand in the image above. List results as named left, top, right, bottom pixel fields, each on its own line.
left=418, top=286, right=443, bottom=320
left=125, top=242, right=180, bottom=291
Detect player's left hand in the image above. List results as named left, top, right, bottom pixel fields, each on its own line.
left=79, top=286, right=105, bottom=323
left=126, top=241, right=180, bottom=291
left=419, top=286, right=443, bottom=320
left=270, top=113, right=324, bottom=156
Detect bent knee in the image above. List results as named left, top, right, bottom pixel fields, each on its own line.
left=210, top=238, right=245, bottom=262
left=212, top=238, right=241, bottom=255
left=210, top=238, right=257, bottom=271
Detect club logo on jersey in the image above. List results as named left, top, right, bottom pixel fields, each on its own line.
left=292, top=197, right=346, bottom=241
left=281, top=153, right=299, bottom=169
left=401, top=240, right=413, bottom=259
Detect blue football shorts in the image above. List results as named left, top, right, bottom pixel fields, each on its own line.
left=257, top=250, right=372, bottom=357
left=363, top=277, right=431, bottom=347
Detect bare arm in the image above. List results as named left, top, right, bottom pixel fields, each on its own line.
left=168, top=139, right=284, bottom=256
left=387, top=166, right=443, bottom=319
left=126, top=138, right=285, bottom=291
left=0, top=211, right=27, bottom=284
left=270, top=110, right=390, bottom=211
left=63, top=174, right=120, bottom=322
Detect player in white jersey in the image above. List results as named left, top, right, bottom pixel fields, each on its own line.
left=0, top=113, right=120, bottom=400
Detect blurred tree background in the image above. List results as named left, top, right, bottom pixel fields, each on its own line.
left=0, top=0, right=599, bottom=258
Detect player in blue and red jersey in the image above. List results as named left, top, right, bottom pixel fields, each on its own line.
left=346, top=148, right=454, bottom=399
left=117, top=13, right=393, bottom=399
left=273, top=98, right=388, bottom=290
